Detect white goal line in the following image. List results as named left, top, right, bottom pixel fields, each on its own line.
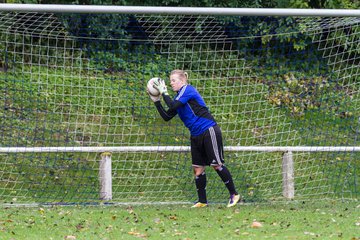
left=1, top=146, right=360, bottom=153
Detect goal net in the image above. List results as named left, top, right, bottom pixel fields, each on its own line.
left=0, top=7, right=359, bottom=204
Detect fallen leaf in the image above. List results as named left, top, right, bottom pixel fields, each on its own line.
left=251, top=221, right=263, bottom=228
left=126, top=206, right=134, bottom=214
left=64, top=236, right=76, bottom=240
left=76, top=224, right=84, bottom=231
left=128, top=231, right=147, bottom=238
left=39, top=208, right=45, bottom=215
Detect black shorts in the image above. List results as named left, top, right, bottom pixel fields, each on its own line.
left=190, top=125, right=225, bottom=167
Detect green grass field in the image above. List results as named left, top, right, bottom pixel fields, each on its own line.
left=1, top=201, right=359, bottom=239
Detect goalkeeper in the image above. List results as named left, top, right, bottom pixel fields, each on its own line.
left=148, top=70, right=240, bottom=208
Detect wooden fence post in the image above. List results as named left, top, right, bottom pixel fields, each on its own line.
left=282, top=151, right=294, bottom=199
left=99, top=152, right=112, bottom=200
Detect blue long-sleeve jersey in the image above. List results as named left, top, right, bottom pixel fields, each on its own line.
left=155, top=84, right=216, bottom=136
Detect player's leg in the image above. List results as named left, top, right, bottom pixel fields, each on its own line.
left=192, top=166, right=208, bottom=207
left=191, top=135, right=208, bottom=208
left=213, top=164, right=240, bottom=207
left=205, top=125, right=240, bottom=207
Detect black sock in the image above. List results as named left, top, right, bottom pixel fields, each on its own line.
left=216, top=165, right=237, bottom=195
left=195, top=172, right=207, bottom=203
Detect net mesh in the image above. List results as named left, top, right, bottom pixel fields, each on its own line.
left=0, top=11, right=359, bottom=204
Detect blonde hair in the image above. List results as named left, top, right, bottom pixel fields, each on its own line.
left=170, top=69, right=188, bottom=82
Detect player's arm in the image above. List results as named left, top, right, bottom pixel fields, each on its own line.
left=163, top=94, right=184, bottom=110
left=147, top=88, right=178, bottom=121
left=152, top=78, right=185, bottom=117
left=154, top=101, right=177, bottom=121
left=151, top=95, right=183, bottom=121
left=153, top=78, right=185, bottom=110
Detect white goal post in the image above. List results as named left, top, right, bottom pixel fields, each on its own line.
left=1, top=4, right=359, bottom=204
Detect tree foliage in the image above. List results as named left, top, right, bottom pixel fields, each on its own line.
left=5, top=0, right=360, bottom=8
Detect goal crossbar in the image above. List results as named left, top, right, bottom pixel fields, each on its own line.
left=1, top=4, right=360, bottom=17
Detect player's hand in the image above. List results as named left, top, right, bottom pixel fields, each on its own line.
left=153, top=78, right=168, bottom=95
left=147, top=90, right=160, bottom=102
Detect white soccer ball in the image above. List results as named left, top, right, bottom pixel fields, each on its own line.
left=147, top=77, right=160, bottom=96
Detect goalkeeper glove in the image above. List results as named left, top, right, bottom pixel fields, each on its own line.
left=153, top=78, right=168, bottom=95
